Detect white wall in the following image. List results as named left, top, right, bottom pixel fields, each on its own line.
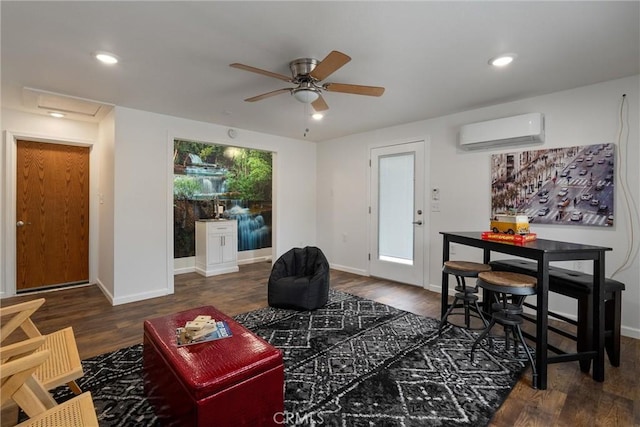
left=1, top=106, right=317, bottom=306
left=317, top=75, right=640, bottom=338
left=96, top=110, right=115, bottom=299
left=3, top=77, right=636, bottom=336
left=108, top=107, right=317, bottom=305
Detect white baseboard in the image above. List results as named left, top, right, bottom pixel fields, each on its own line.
left=111, top=288, right=172, bottom=306
left=95, top=277, right=171, bottom=306
left=174, top=266, right=195, bottom=275
left=173, top=255, right=272, bottom=275
left=329, top=263, right=368, bottom=276
left=95, top=278, right=114, bottom=304
left=621, top=326, right=640, bottom=339
left=238, top=256, right=272, bottom=265
left=427, top=283, right=442, bottom=293
left=174, top=256, right=195, bottom=274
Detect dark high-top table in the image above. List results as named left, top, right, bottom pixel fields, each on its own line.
left=440, top=231, right=612, bottom=390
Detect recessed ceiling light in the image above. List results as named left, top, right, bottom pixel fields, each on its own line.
left=48, top=112, right=65, bottom=118
left=312, top=113, right=324, bottom=120
left=93, top=51, right=119, bottom=65
left=489, top=54, right=517, bottom=67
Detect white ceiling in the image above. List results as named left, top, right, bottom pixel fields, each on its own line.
left=2, top=1, right=639, bottom=142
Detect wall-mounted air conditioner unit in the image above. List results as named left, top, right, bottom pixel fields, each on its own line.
left=459, top=113, right=545, bottom=150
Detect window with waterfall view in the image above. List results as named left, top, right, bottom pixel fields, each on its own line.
left=173, top=140, right=272, bottom=258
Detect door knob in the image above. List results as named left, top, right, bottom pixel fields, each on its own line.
left=412, top=220, right=423, bottom=225
left=16, top=221, right=24, bottom=227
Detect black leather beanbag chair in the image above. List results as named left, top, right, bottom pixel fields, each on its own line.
left=267, top=246, right=330, bottom=310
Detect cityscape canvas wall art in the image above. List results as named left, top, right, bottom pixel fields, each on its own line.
left=491, top=144, right=615, bottom=227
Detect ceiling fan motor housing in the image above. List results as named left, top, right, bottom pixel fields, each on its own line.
left=289, top=58, right=319, bottom=82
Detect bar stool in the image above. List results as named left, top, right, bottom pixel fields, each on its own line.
left=470, top=271, right=538, bottom=384
left=438, top=261, right=491, bottom=333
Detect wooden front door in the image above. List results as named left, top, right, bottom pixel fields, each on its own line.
left=16, top=140, right=89, bottom=291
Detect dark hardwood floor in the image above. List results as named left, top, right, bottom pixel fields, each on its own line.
left=3, top=261, right=638, bottom=426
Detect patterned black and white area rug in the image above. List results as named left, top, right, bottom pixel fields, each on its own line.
left=51, top=290, right=526, bottom=426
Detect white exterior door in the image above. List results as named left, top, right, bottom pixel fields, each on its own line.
left=369, top=141, right=425, bottom=286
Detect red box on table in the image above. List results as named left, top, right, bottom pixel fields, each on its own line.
left=481, top=231, right=537, bottom=244
left=143, top=306, right=284, bottom=426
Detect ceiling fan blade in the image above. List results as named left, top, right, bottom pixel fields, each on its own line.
left=311, top=95, right=329, bottom=112
left=230, top=63, right=292, bottom=82
left=245, top=88, right=291, bottom=102
left=324, top=83, right=385, bottom=97
left=309, top=51, right=351, bottom=81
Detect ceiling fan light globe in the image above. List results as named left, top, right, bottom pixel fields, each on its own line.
left=293, top=89, right=320, bottom=103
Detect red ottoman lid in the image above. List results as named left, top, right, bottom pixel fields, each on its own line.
left=144, top=306, right=283, bottom=400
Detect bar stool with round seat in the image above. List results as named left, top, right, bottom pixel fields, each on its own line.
left=470, top=271, right=538, bottom=384
left=438, top=260, right=492, bottom=333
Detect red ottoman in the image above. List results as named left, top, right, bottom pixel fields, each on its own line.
left=143, top=306, right=284, bottom=426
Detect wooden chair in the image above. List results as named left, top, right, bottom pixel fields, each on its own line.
left=0, top=298, right=83, bottom=395
left=0, top=338, right=56, bottom=417
left=1, top=346, right=98, bottom=426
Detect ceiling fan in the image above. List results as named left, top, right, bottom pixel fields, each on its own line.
left=230, top=50, right=385, bottom=112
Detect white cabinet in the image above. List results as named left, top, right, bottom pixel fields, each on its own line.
left=195, top=219, right=239, bottom=277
